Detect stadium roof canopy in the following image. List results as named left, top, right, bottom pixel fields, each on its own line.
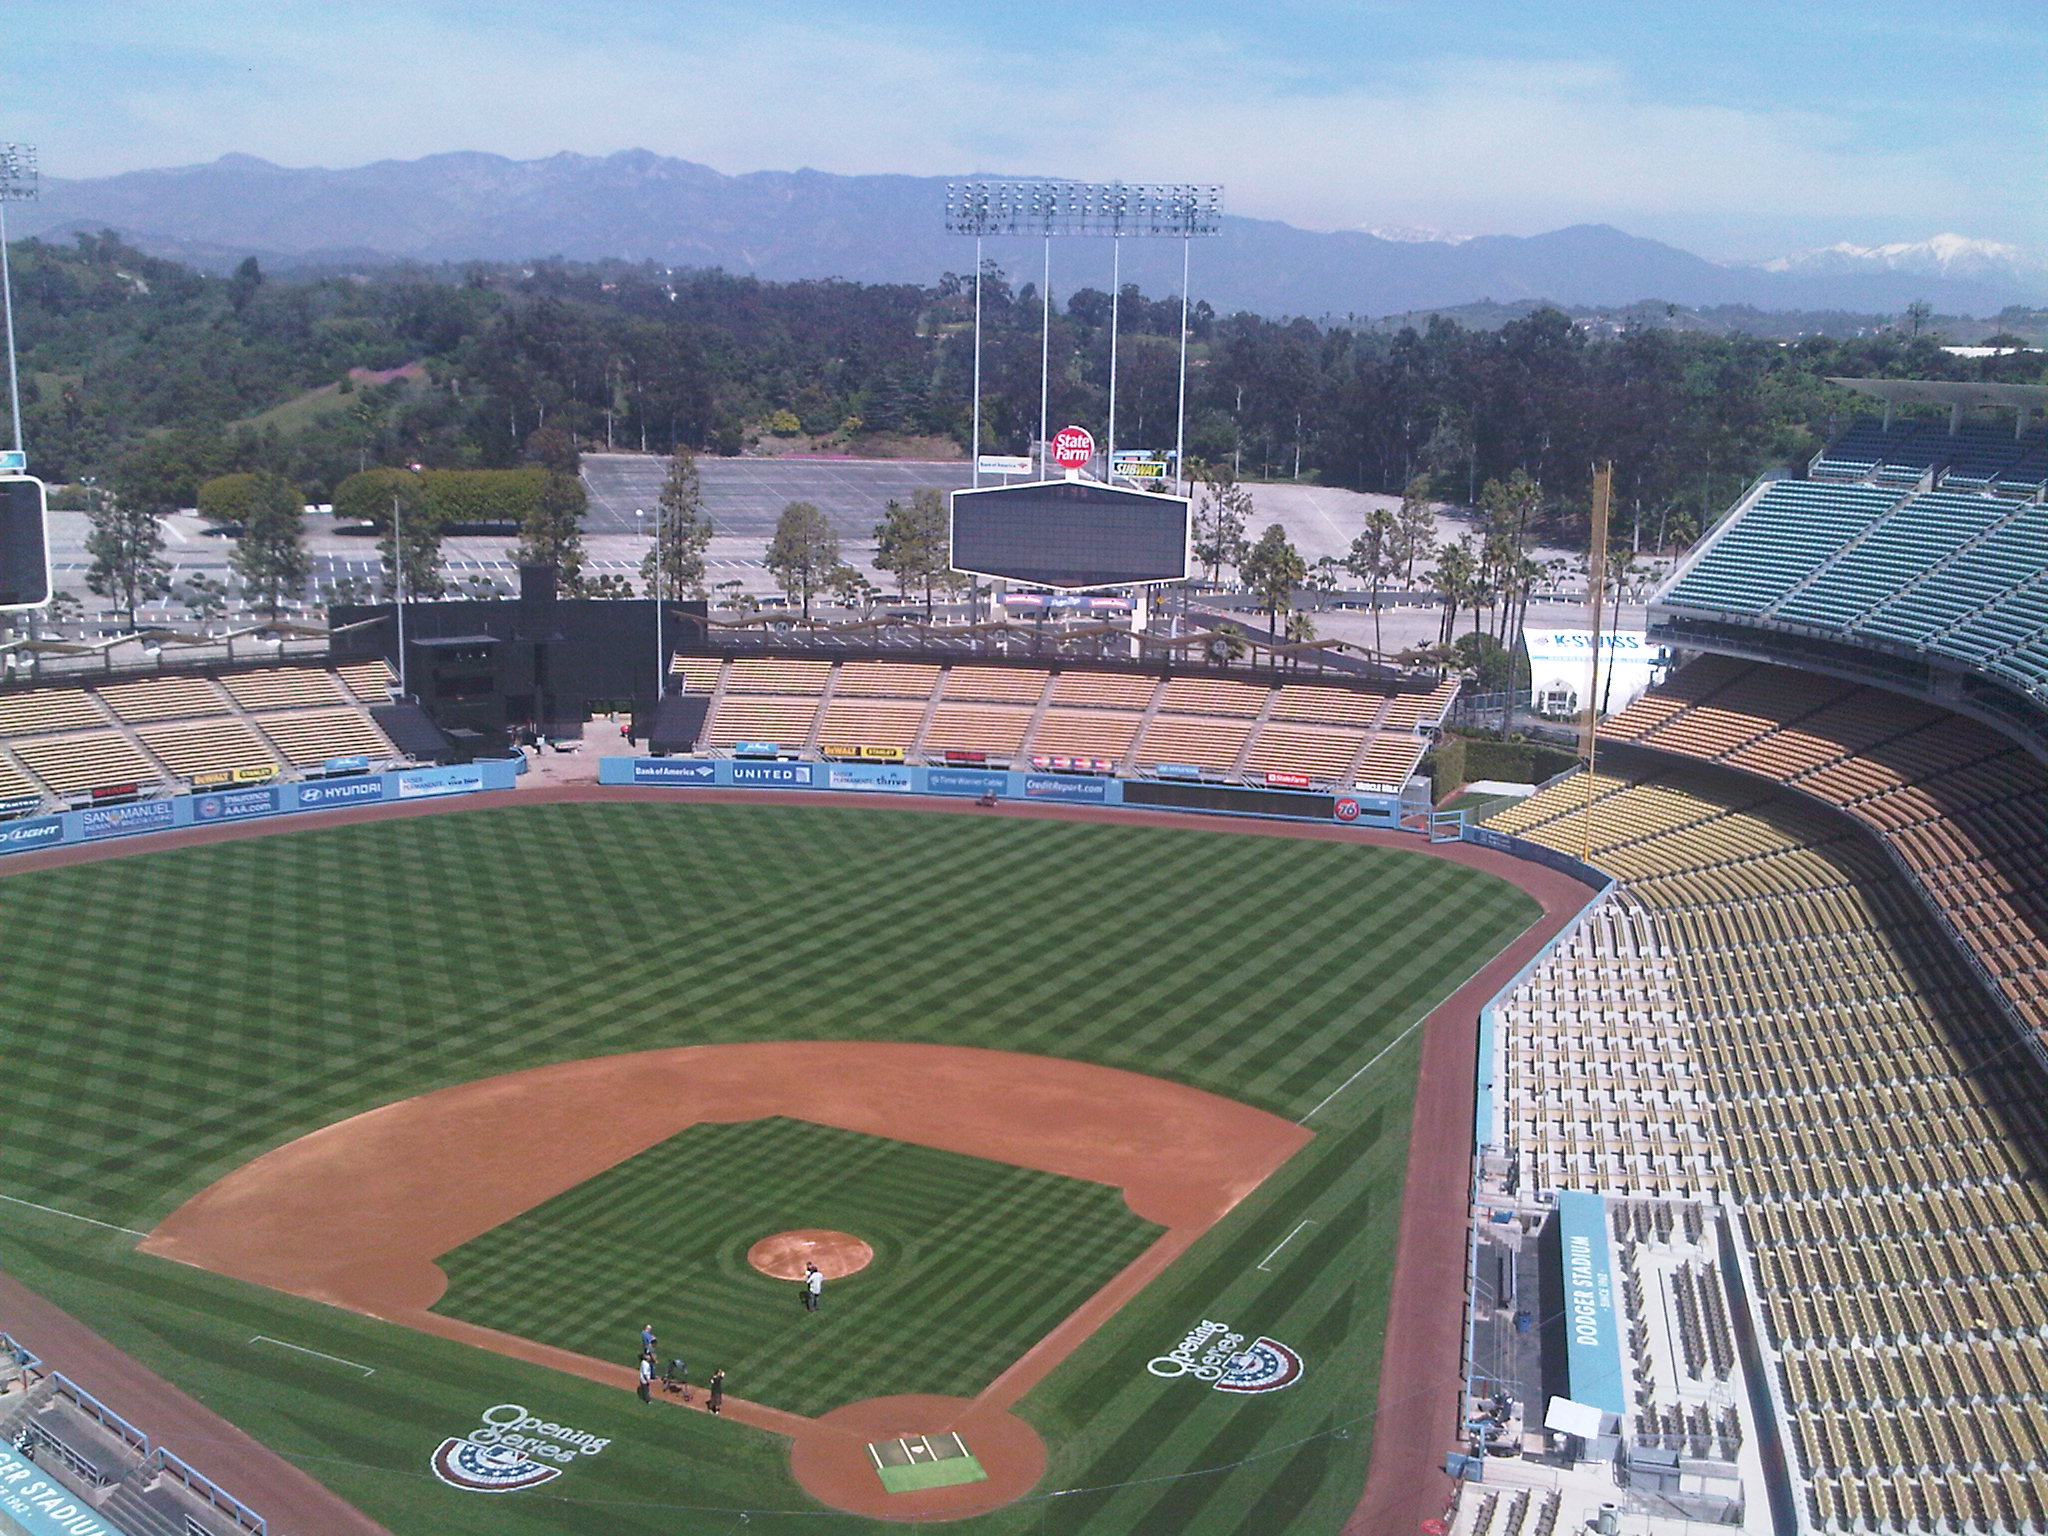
left=1830, top=376, right=2048, bottom=412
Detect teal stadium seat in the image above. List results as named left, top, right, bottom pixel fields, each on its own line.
left=1664, top=481, right=1903, bottom=617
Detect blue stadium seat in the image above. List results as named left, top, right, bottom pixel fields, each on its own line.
left=1664, top=482, right=1904, bottom=617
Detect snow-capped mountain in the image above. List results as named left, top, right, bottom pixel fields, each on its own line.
left=1758, top=233, right=2048, bottom=289
left=1356, top=224, right=1474, bottom=246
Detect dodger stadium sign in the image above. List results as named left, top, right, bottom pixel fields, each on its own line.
left=432, top=1403, right=610, bottom=1493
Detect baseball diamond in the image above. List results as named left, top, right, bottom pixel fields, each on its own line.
left=0, top=793, right=1565, bottom=1536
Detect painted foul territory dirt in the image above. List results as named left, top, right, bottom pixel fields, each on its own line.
left=747, top=1229, right=875, bottom=1281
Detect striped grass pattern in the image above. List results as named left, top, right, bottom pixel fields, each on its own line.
left=432, top=1117, right=1162, bottom=1416
left=0, top=800, right=1543, bottom=1536
left=0, top=802, right=1537, bottom=1231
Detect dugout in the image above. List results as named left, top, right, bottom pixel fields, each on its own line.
left=331, top=565, right=707, bottom=755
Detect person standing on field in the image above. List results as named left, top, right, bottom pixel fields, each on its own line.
left=707, top=1369, right=725, bottom=1415
left=637, top=1353, right=654, bottom=1404
left=641, top=1322, right=656, bottom=1356
left=804, top=1262, right=824, bottom=1312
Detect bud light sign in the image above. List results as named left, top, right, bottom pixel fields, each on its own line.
left=0, top=816, right=62, bottom=854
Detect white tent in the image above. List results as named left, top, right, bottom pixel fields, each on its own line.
left=1522, top=626, right=1667, bottom=718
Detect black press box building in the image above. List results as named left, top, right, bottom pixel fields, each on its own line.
left=329, top=565, right=706, bottom=757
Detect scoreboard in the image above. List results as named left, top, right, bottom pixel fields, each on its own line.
left=950, top=479, right=1190, bottom=590
left=0, top=476, right=49, bottom=609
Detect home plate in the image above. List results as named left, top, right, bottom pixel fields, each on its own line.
left=867, top=1432, right=989, bottom=1493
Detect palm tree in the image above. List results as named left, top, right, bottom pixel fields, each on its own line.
left=1346, top=507, right=1398, bottom=656
left=1284, top=608, right=1319, bottom=669
left=1431, top=540, right=1477, bottom=647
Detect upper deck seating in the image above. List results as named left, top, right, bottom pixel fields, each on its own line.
left=0, top=688, right=105, bottom=736
left=12, top=732, right=159, bottom=796
left=220, top=669, right=347, bottom=711
left=1773, top=492, right=2016, bottom=632
left=139, top=720, right=280, bottom=781
left=93, top=675, right=230, bottom=723
left=251, top=708, right=396, bottom=767
left=1663, top=481, right=1903, bottom=617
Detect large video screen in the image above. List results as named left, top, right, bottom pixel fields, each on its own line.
left=0, top=477, right=50, bottom=609
left=951, top=480, right=1189, bottom=589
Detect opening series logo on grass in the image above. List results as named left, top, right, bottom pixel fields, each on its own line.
left=1148, top=1319, right=1305, bottom=1393
left=431, top=1403, right=610, bottom=1493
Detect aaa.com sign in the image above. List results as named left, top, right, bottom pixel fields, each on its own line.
left=1051, top=424, right=1096, bottom=469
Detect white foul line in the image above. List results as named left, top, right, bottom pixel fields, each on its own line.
left=0, top=1193, right=146, bottom=1238
left=1298, top=1016, right=1426, bottom=1124
left=1256, top=1221, right=1313, bottom=1272
left=249, top=1336, right=375, bottom=1376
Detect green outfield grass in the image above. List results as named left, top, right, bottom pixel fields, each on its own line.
left=432, top=1117, right=1163, bottom=1415
left=0, top=799, right=1546, bottom=1536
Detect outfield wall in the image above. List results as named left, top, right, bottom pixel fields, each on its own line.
left=597, top=756, right=1408, bottom=825
left=0, top=759, right=523, bottom=859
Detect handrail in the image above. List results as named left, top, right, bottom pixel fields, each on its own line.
left=152, top=1446, right=267, bottom=1535
left=51, top=1372, right=150, bottom=1454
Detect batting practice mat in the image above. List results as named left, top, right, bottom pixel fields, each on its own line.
left=869, top=1432, right=989, bottom=1493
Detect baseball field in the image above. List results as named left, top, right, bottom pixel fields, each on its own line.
left=0, top=796, right=1546, bottom=1535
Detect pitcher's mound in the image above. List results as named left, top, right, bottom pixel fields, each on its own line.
left=748, top=1229, right=874, bottom=1280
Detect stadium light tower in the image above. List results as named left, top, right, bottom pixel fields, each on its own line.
left=0, top=143, right=37, bottom=461
left=946, top=181, right=1221, bottom=492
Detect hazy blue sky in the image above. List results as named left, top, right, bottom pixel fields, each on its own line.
left=9, top=0, right=2043, bottom=257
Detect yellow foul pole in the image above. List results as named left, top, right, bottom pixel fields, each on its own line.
left=1580, top=461, right=1612, bottom=862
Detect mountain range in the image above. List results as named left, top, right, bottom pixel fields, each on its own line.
left=19, top=149, right=2048, bottom=319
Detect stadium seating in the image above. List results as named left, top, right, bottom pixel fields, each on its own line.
left=1493, top=898, right=1712, bottom=1198
left=1503, top=761, right=2048, bottom=1524
left=1661, top=421, right=2048, bottom=704
left=1663, top=481, right=1903, bottom=616
left=252, top=708, right=398, bottom=767
left=669, top=656, right=1455, bottom=788
left=137, top=720, right=279, bottom=782
left=0, top=663, right=401, bottom=804
left=219, top=668, right=347, bottom=711
left=1600, top=658, right=2048, bottom=1043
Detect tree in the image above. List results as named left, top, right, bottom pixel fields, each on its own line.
left=514, top=470, right=587, bottom=591
left=1395, top=475, right=1437, bottom=586
left=227, top=255, right=263, bottom=314
left=1240, top=522, right=1306, bottom=648
left=230, top=472, right=310, bottom=618
left=1283, top=608, right=1319, bottom=669
left=1191, top=467, right=1253, bottom=583
left=1344, top=506, right=1399, bottom=655
left=178, top=572, right=229, bottom=627
left=872, top=488, right=954, bottom=616
left=765, top=501, right=839, bottom=618
left=83, top=486, right=171, bottom=629
left=1206, top=621, right=1248, bottom=666
left=196, top=472, right=262, bottom=528
left=336, top=467, right=444, bottom=600
left=525, top=425, right=581, bottom=475
left=1431, top=538, right=1478, bottom=647
left=641, top=447, right=714, bottom=598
